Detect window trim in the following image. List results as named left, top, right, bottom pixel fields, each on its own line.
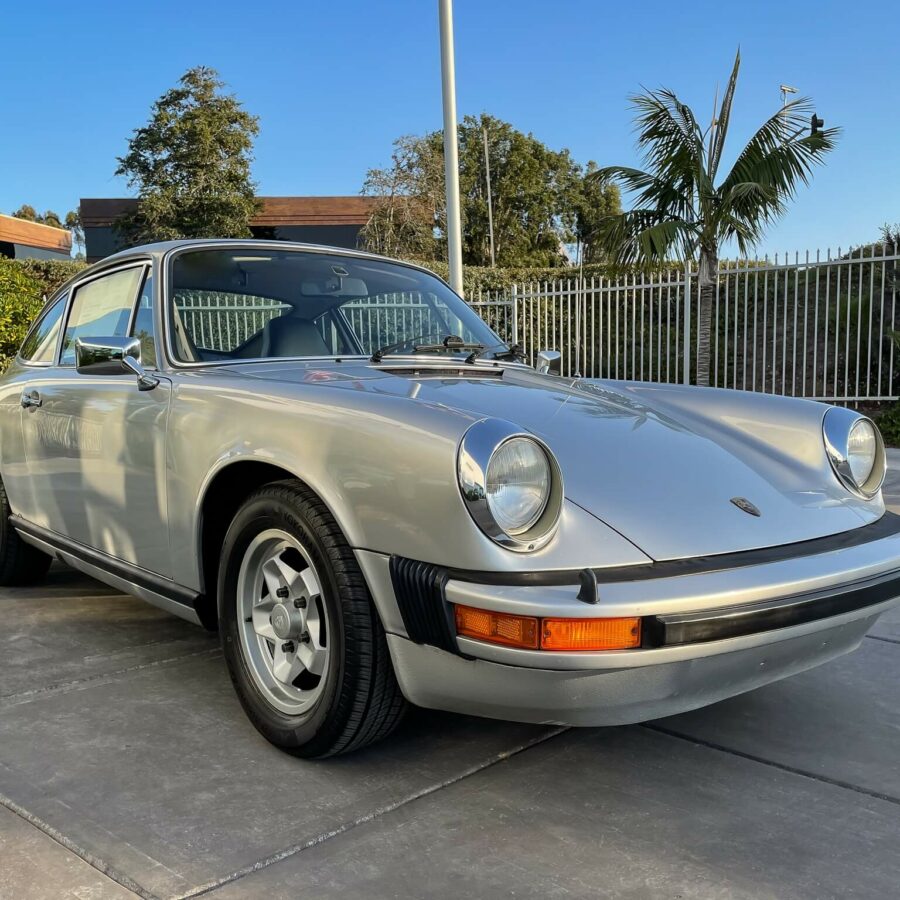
left=17, top=292, right=69, bottom=368
left=56, top=261, right=150, bottom=368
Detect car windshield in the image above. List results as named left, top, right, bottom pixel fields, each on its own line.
left=167, top=248, right=506, bottom=364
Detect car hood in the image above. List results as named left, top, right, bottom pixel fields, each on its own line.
left=224, top=361, right=879, bottom=561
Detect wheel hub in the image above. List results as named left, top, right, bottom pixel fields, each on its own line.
left=270, top=602, right=303, bottom=640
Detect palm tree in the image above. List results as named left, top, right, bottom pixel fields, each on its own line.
left=592, top=51, right=839, bottom=386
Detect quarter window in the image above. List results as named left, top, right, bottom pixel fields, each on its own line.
left=19, top=294, right=66, bottom=364
left=61, top=267, right=144, bottom=366
left=130, top=271, right=157, bottom=368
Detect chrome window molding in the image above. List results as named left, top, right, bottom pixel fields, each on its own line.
left=822, top=406, right=886, bottom=499
left=457, top=418, right=563, bottom=552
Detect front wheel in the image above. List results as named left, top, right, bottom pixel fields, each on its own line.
left=218, top=480, right=406, bottom=757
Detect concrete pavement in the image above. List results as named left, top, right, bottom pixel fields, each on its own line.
left=2, top=461, right=899, bottom=899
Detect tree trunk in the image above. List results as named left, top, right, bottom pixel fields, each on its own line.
left=695, top=247, right=718, bottom=387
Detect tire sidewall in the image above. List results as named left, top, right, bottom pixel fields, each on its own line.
left=218, top=491, right=346, bottom=750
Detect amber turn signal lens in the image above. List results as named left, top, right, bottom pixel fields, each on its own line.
left=454, top=605, right=539, bottom=649
left=540, top=617, right=641, bottom=651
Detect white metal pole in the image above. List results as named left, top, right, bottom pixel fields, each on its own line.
left=439, top=0, right=464, bottom=296
left=683, top=259, right=692, bottom=384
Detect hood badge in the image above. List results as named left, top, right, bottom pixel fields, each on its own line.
left=730, top=497, right=761, bottom=517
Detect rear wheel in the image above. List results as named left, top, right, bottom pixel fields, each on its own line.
left=0, top=478, right=52, bottom=586
left=218, top=480, right=406, bottom=757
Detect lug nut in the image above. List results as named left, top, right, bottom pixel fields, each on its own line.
left=281, top=641, right=294, bottom=653
left=276, top=587, right=289, bottom=599
left=300, top=631, right=311, bottom=644
left=293, top=597, right=307, bottom=609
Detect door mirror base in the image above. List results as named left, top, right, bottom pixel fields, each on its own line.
left=536, top=349, right=562, bottom=376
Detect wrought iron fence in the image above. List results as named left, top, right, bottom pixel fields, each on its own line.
left=467, top=243, right=900, bottom=403
left=172, top=246, right=900, bottom=403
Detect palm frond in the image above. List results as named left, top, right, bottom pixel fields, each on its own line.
left=631, top=89, right=708, bottom=195
left=591, top=165, right=697, bottom=225
left=708, top=49, right=740, bottom=180
left=591, top=210, right=697, bottom=267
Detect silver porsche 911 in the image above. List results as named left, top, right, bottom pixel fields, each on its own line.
left=2, top=239, right=897, bottom=757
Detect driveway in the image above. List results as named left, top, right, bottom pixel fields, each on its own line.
left=3, top=457, right=900, bottom=899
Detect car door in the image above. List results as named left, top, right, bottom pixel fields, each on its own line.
left=19, top=261, right=173, bottom=577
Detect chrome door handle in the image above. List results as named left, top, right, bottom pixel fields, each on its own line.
left=20, top=390, right=42, bottom=409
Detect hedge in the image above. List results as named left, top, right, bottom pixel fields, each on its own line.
left=0, top=258, right=85, bottom=370
left=401, top=258, right=618, bottom=297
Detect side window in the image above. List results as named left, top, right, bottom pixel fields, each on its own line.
left=19, top=294, right=66, bottom=364
left=61, top=267, right=144, bottom=366
left=129, top=270, right=157, bottom=368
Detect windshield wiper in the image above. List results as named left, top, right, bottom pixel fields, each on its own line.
left=371, top=334, right=484, bottom=363
left=465, top=342, right=525, bottom=364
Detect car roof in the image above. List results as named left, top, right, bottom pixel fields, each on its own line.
left=97, top=238, right=428, bottom=273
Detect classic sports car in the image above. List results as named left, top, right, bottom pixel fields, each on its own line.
left=2, top=239, right=898, bottom=757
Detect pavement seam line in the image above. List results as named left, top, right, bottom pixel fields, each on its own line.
left=0, top=791, right=158, bottom=900
left=0, top=647, right=221, bottom=707
left=644, top=723, right=900, bottom=807
left=865, top=634, right=900, bottom=646
left=173, top=725, right=571, bottom=899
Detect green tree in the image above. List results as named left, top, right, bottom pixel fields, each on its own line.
left=591, top=51, right=839, bottom=385
left=361, top=115, right=616, bottom=268
left=115, top=66, right=260, bottom=244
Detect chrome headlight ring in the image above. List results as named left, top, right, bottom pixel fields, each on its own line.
left=457, top=418, right=564, bottom=552
left=823, top=406, right=885, bottom=499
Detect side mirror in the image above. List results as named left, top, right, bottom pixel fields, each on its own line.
left=75, top=336, right=159, bottom=391
left=536, top=349, right=562, bottom=376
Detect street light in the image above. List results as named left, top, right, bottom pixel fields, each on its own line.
left=438, top=0, right=464, bottom=296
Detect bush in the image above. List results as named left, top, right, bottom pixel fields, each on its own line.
left=0, top=259, right=85, bottom=371
left=875, top=403, right=900, bottom=448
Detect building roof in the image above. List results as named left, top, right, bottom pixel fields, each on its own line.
left=0, top=213, right=72, bottom=254
left=80, top=196, right=379, bottom=228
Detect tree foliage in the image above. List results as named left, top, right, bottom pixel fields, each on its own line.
left=360, top=114, right=620, bottom=267
left=591, top=50, right=839, bottom=384
left=115, top=66, right=260, bottom=244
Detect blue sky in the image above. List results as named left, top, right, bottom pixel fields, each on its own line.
left=2, top=0, right=895, bottom=256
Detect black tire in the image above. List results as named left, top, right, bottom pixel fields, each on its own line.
left=0, top=479, right=52, bottom=586
left=218, top=479, right=406, bottom=757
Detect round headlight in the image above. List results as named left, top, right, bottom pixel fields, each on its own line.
left=486, top=438, right=551, bottom=535
left=823, top=407, right=885, bottom=498
left=458, top=419, right=563, bottom=551
left=847, top=419, right=877, bottom=486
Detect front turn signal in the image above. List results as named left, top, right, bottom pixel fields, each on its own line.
left=454, top=605, right=641, bottom=652
left=540, top=616, right=641, bottom=651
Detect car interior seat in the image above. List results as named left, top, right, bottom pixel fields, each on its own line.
left=261, top=315, right=331, bottom=358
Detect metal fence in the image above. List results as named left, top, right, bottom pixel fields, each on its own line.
left=468, top=243, right=900, bottom=403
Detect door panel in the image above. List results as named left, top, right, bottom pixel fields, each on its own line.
left=20, top=368, right=172, bottom=576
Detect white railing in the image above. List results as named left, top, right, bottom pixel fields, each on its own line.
left=468, top=243, right=900, bottom=403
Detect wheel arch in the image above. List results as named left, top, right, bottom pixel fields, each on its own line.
left=194, top=458, right=353, bottom=629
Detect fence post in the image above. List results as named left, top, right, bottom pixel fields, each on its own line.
left=511, top=283, right=519, bottom=348
left=682, top=260, right=692, bottom=385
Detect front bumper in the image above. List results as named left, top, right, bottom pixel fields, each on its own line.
left=356, top=513, right=900, bottom=726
